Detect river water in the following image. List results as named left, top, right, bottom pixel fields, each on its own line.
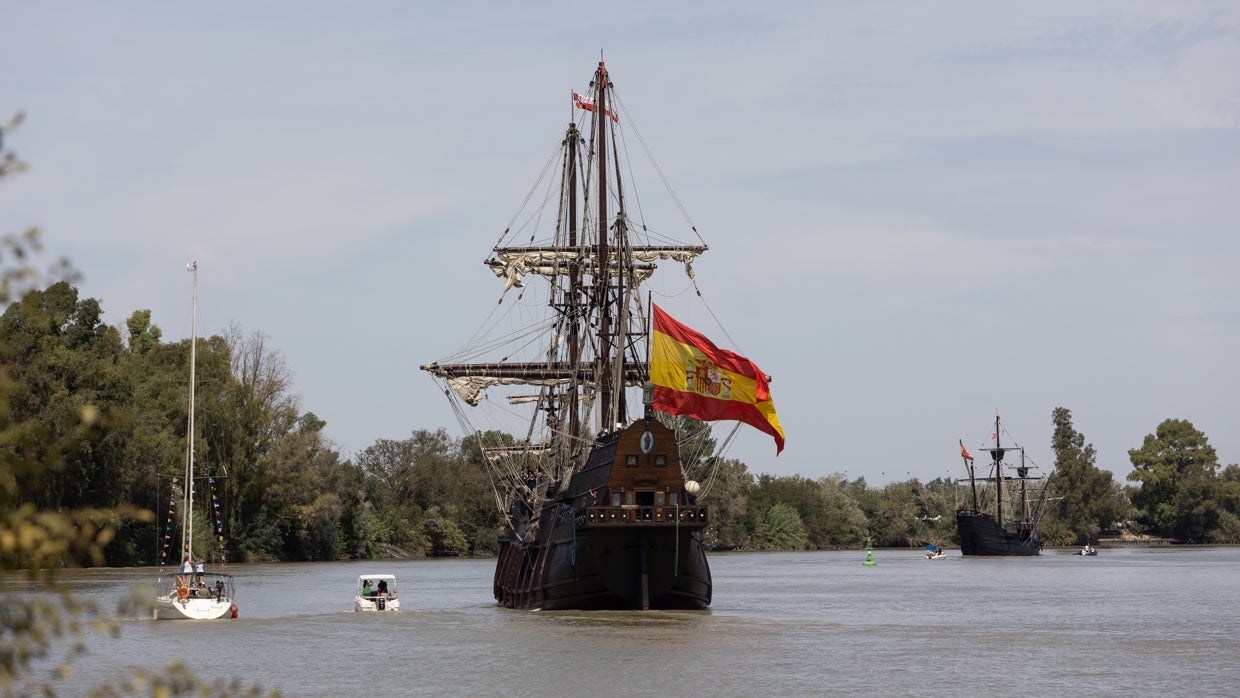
left=12, top=546, right=1239, bottom=697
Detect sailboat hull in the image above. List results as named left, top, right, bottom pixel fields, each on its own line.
left=153, top=595, right=235, bottom=620
left=955, top=510, right=1042, bottom=556
left=153, top=573, right=237, bottom=620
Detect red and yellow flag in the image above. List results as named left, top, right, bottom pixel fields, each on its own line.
left=650, top=304, right=784, bottom=454
left=959, top=440, right=974, bottom=463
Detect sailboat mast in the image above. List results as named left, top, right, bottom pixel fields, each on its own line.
left=594, top=60, right=614, bottom=433
left=184, top=261, right=198, bottom=564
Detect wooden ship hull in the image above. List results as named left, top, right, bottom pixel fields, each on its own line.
left=494, top=420, right=711, bottom=610
left=955, top=510, right=1042, bottom=556
left=956, top=412, right=1049, bottom=557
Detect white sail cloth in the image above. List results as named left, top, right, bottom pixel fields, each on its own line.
left=487, top=248, right=701, bottom=292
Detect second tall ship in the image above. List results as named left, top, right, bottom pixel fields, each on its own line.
left=956, top=411, right=1050, bottom=556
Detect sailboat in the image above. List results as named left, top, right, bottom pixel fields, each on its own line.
left=421, top=60, right=783, bottom=610
left=955, top=411, right=1050, bottom=556
left=153, top=261, right=237, bottom=620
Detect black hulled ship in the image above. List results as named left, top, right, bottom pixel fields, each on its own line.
left=956, top=412, right=1050, bottom=556
left=421, top=60, right=781, bottom=609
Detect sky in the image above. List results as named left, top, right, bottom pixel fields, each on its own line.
left=3, top=2, right=1237, bottom=486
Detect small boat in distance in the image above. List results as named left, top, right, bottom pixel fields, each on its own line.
left=153, top=262, right=237, bottom=620
left=924, top=544, right=947, bottom=560
left=355, top=574, right=400, bottom=611
left=955, top=411, right=1051, bottom=556
left=1074, top=545, right=1098, bottom=556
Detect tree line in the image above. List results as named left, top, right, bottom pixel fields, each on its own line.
left=3, top=282, right=1238, bottom=566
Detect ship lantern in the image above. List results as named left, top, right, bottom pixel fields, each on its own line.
left=642, top=381, right=655, bottom=416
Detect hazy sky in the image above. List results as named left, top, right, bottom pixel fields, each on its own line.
left=4, top=2, right=1237, bottom=485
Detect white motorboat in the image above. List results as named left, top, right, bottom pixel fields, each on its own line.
left=355, top=574, right=400, bottom=611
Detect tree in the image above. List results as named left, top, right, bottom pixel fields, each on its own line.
left=217, top=324, right=301, bottom=560
left=698, top=457, right=752, bottom=550
left=873, top=480, right=921, bottom=547
left=1127, top=418, right=1220, bottom=541
left=751, top=502, right=807, bottom=550
left=912, top=477, right=957, bottom=545
left=1214, top=464, right=1240, bottom=543
left=817, top=475, right=869, bottom=547
left=125, top=308, right=162, bottom=355
left=355, top=428, right=496, bottom=557
left=1048, top=407, right=1129, bottom=543
left=750, top=474, right=833, bottom=547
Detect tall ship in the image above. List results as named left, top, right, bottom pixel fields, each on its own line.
left=421, top=60, right=783, bottom=610
left=955, top=411, right=1050, bottom=556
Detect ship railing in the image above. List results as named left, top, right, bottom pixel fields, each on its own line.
left=579, top=505, right=708, bottom=528
left=156, top=571, right=235, bottom=601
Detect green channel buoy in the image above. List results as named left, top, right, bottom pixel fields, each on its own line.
left=863, top=542, right=876, bottom=566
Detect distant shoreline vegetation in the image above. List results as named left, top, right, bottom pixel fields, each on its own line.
left=2, top=283, right=1238, bottom=564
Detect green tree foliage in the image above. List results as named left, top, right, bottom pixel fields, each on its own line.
left=1048, top=406, right=1130, bottom=544
left=355, top=428, right=497, bottom=557
left=1214, top=465, right=1240, bottom=543
left=1, top=119, right=268, bottom=695
left=1, top=282, right=131, bottom=514
left=698, top=457, right=752, bottom=549
left=874, top=480, right=921, bottom=547
left=417, top=505, right=471, bottom=555
left=749, top=474, right=834, bottom=547
left=910, top=477, right=957, bottom=545
left=1127, top=418, right=1220, bottom=541
left=751, top=502, right=807, bottom=550
left=125, top=308, right=162, bottom=355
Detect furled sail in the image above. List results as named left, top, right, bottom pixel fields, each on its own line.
left=487, top=245, right=705, bottom=291
left=423, top=362, right=649, bottom=406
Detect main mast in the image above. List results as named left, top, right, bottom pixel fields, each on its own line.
left=594, top=60, right=615, bottom=432
left=183, top=261, right=198, bottom=564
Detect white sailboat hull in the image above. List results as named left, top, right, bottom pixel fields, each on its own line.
left=153, top=571, right=236, bottom=621
left=153, top=593, right=234, bottom=620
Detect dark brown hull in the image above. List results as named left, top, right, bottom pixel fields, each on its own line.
left=956, top=510, right=1042, bottom=556
left=494, top=421, right=712, bottom=610
left=494, top=511, right=712, bottom=610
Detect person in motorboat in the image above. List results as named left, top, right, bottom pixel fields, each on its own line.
left=377, top=579, right=389, bottom=597
left=362, top=579, right=373, bottom=596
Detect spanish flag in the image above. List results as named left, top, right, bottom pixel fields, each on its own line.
left=959, top=439, right=974, bottom=463
left=650, top=304, right=785, bottom=454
